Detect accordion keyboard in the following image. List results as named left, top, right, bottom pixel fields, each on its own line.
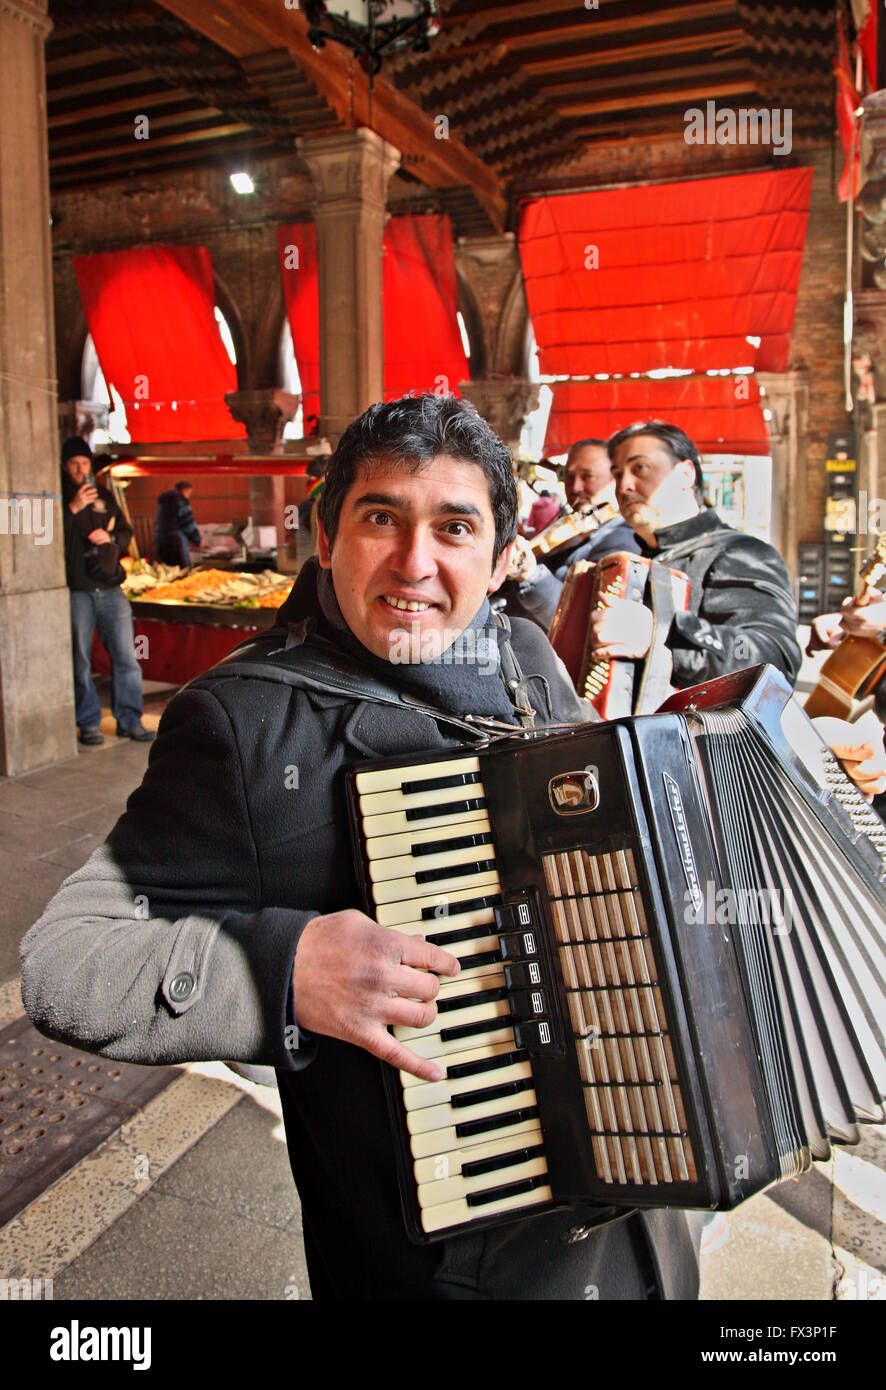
left=354, top=755, right=554, bottom=1236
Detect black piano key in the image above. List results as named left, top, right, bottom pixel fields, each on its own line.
left=461, top=1143, right=546, bottom=1179
left=455, top=950, right=501, bottom=970
left=445, top=1049, right=525, bottom=1080
left=441, top=1016, right=513, bottom=1043
left=421, top=892, right=501, bottom=922
left=436, top=986, right=507, bottom=1014
left=415, top=858, right=497, bottom=886
left=401, top=771, right=482, bottom=796
left=451, top=1077, right=535, bottom=1110
left=406, top=796, right=488, bottom=823
left=412, top=831, right=493, bottom=858
left=455, top=1104, right=539, bottom=1139
left=466, top=1173, right=549, bottom=1208
left=426, top=923, right=496, bottom=947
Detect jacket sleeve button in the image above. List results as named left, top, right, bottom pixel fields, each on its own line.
left=169, top=971, right=196, bottom=1002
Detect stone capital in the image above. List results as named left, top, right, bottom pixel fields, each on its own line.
left=755, top=368, right=809, bottom=440
left=459, top=379, right=540, bottom=449
left=0, top=0, right=52, bottom=36
left=296, top=129, right=401, bottom=218
left=224, top=389, right=301, bottom=455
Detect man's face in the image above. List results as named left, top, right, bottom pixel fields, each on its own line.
left=610, top=435, right=699, bottom=534
left=64, top=455, right=92, bottom=486
left=564, top=445, right=612, bottom=509
left=180, top=486, right=193, bottom=501
left=317, top=454, right=512, bottom=663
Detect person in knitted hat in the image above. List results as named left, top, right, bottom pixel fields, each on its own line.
left=60, top=436, right=153, bottom=744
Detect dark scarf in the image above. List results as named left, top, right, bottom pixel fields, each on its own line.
left=276, top=557, right=538, bottom=722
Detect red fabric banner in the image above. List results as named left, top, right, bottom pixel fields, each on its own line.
left=91, top=619, right=262, bottom=685
left=543, top=376, right=768, bottom=457
left=74, top=246, right=246, bottom=443
left=277, top=213, right=468, bottom=417
left=276, top=224, right=321, bottom=432
left=518, top=170, right=814, bottom=378
left=834, top=14, right=862, bottom=202
left=382, top=214, right=469, bottom=398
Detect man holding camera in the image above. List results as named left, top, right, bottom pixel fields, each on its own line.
left=60, top=435, right=153, bottom=745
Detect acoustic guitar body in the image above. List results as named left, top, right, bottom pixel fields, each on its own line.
left=804, top=636, right=886, bottom=719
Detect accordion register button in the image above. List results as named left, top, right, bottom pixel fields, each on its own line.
left=498, top=929, right=539, bottom=961
left=513, top=1019, right=556, bottom=1053
left=503, top=961, right=543, bottom=990
left=508, top=988, right=547, bottom=1019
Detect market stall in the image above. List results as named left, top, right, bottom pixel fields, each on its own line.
left=89, top=452, right=315, bottom=684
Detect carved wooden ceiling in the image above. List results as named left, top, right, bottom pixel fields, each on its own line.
left=46, top=0, right=837, bottom=232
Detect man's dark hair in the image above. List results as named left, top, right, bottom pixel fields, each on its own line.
left=566, top=437, right=609, bottom=461
left=607, top=420, right=705, bottom=501
left=318, top=393, right=517, bottom=564
left=175, top=480, right=192, bottom=492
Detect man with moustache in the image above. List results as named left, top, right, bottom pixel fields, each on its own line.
left=589, top=421, right=802, bottom=687
left=502, top=438, right=640, bottom=629
left=23, top=395, right=700, bottom=1302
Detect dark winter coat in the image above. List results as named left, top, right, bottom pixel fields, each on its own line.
left=21, top=558, right=700, bottom=1300
left=61, top=469, right=132, bottom=592
left=154, top=488, right=200, bottom=547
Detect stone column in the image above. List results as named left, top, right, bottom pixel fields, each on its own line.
left=0, top=0, right=77, bottom=774
left=756, top=369, right=809, bottom=582
left=459, top=379, right=540, bottom=454
left=296, top=130, right=400, bottom=440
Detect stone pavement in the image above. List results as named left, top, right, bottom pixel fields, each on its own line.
left=0, top=683, right=883, bottom=1302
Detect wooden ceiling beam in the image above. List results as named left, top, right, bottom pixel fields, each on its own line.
left=50, top=136, right=280, bottom=189
left=559, top=78, right=758, bottom=118
left=48, top=69, right=166, bottom=103
left=544, top=60, right=751, bottom=103
left=520, top=29, right=747, bottom=77
left=151, top=0, right=508, bottom=229
left=48, top=90, right=197, bottom=127
left=50, top=121, right=252, bottom=168
left=46, top=46, right=121, bottom=75
left=492, top=2, right=740, bottom=52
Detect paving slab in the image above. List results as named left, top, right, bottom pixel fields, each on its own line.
left=152, top=1089, right=300, bottom=1231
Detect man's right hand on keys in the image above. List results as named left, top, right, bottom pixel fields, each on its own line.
left=292, top=910, right=461, bottom=1083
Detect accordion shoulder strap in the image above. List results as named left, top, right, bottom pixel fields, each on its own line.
left=187, top=627, right=510, bottom=743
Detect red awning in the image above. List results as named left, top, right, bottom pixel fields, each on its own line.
left=544, top=376, right=769, bottom=457
left=277, top=213, right=468, bottom=417
left=74, top=246, right=246, bottom=443
left=519, top=170, right=813, bottom=378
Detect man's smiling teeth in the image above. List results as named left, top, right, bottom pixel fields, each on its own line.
left=385, top=596, right=431, bottom=611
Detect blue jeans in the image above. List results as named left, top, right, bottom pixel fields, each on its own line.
left=70, top=587, right=144, bottom=732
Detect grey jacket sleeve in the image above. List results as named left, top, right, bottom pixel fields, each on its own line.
left=20, top=688, right=317, bottom=1072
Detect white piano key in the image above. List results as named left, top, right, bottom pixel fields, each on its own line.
left=404, top=1022, right=518, bottom=1061
left=398, top=994, right=512, bottom=1041
left=402, top=1060, right=534, bottom=1112
left=401, top=1038, right=516, bottom=1089
left=436, top=969, right=505, bottom=1001
left=412, top=1121, right=544, bottom=1181
left=408, top=1110, right=537, bottom=1160
left=365, top=815, right=493, bottom=862
left=375, top=883, right=500, bottom=928
left=420, top=1182, right=553, bottom=1235
left=407, top=1084, right=540, bottom=1137
left=371, top=865, right=500, bottom=907
left=368, top=841, right=495, bottom=887
left=361, top=804, right=488, bottom=839
left=418, top=1154, right=549, bottom=1209
left=355, top=755, right=482, bottom=797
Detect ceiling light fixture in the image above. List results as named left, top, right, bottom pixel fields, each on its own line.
left=304, top=1, right=438, bottom=84
left=230, top=172, right=255, bottom=195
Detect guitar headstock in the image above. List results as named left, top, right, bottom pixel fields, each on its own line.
left=860, top=533, right=886, bottom=592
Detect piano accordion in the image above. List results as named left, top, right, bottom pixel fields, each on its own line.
left=549, top=551, right=690, bottom=718
left=347, top=665, right=886, bottom=1244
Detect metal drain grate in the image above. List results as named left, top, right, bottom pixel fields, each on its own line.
left=0, top=1015, right=178, bottom=1225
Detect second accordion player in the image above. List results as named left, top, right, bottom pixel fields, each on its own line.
left=347, top=665, right=886, bottom=1244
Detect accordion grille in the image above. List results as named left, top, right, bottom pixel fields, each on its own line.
left=542, top=846, right=698, bottom=1188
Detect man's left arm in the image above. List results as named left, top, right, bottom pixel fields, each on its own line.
left=665, top=538, right=802, bottom=686
left=177, top=495, right=201, bottom=546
